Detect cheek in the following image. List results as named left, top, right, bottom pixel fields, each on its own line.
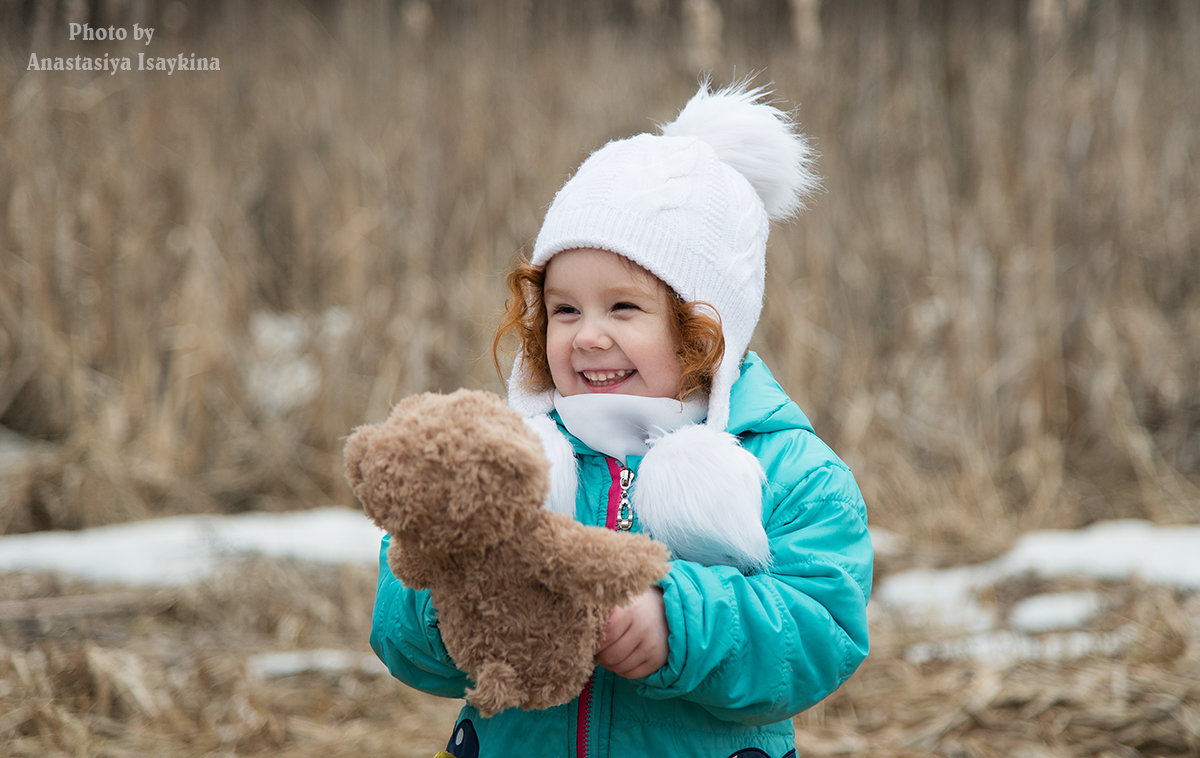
left=634, top=328, right=684, bottom=393
left=544, top=324, right=574, bottom=379
left=650, top=353, right=684, bottom=391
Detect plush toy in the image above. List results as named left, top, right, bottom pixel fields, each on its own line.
left=344, top=389, right=670, bottom=717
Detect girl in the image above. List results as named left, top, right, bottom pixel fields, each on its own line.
left=370, top=80, right=873, bottom=757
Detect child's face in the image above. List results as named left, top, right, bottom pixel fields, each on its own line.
left=543, top=248, right=683, bottom=399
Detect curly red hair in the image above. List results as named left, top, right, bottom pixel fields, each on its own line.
left=492, top=258, right=724, bottom=401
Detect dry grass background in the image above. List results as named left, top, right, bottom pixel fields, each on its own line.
left=1, top=0, right=1198, bottom=755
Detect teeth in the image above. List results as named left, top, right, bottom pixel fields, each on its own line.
left=582, top=369, right=631, bottom=383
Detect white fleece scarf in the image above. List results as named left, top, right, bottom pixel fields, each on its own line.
left=522, top=393, right=772, bottom=574
left=552, top=392, right=707, bottom=463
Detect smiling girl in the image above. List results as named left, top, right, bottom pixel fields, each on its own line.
left=370, top=80, right=873, bottom=757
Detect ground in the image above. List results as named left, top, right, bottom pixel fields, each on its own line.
left=3, top=530, right=1198, bottom=757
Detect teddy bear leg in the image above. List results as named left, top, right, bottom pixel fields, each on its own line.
left=465, top=660, right=521, bottom=718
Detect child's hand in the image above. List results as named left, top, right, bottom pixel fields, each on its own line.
left=595, top=588, right=668, bottom=679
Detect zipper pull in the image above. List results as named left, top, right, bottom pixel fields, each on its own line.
left=616, top=466, right=634, bottom=531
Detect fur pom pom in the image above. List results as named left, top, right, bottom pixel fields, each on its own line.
left=633, top=424, right=772, bottom=574
left=660, top=78, right=820, bottom=221
left=522, top=415, right=579, bottom=517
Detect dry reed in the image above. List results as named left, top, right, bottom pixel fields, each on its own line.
left=1, top=0, right=1199, bottom=754
left=1, top=1, right=1197, bottom=549
left=3, top=559, right=1198, bottom=756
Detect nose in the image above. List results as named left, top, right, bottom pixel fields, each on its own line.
left=572, top=317, right=612, bottom=351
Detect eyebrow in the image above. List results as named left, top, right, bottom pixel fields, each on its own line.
left=544, top=282, right=660, bottom=300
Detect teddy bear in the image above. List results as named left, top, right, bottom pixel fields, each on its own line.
left=344, top=388, right=670, bottom=717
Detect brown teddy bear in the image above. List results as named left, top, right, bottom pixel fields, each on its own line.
left=344, top=389, right=670, bottom=717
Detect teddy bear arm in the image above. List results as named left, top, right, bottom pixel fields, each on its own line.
left=594, top=532, right=672, bottom=604
left=387, top=539, right=436, bottom=590
left=530, top=518, right=670, bottom=606
left=465, top=660, right=520, bottom=718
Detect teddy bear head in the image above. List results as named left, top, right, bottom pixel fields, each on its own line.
left=345, top=389, right=549, bottom=557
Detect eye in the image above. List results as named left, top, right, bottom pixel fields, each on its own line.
left=550, top=304, right=578, bottom=316
left=612, top=302, right=640, bottom=312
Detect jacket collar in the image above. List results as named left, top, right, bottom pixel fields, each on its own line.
left=722, top=352, right=815, bottom=436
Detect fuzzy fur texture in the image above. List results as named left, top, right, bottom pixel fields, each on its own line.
left=660, top=78, right=820, bottom=221
left=522, top=415, right=771, bottom=574
left=633, top=424, right=771, bottom=574
left=521, top=413, right=579, bottom=517
left=344, top=389, right=668, bottom=717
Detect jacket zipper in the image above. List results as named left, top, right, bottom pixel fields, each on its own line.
left=575, top=677, right=594, bottom=758
left=604, top=457, right=635, bottom=531
left=577, top=457, right=632, bottom=756
left=615, top=466, right=635, bottom=531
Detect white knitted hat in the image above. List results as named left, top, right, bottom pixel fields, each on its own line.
left=508, top=79, right=819, bottom=431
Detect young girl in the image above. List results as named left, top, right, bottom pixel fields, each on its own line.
left=370, top=80, right=873, bottom=757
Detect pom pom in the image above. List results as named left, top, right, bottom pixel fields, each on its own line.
left=633, top=424, right=772, bottom=574
left=660, top=77, right=820, bottom=221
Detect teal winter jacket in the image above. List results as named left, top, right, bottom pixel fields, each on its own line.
left=370, top=353, right=873, bottom=757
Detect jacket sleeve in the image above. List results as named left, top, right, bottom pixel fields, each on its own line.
left=636, top=432, right=873, bottom=725
left=368, top=535, right=470, bottom=699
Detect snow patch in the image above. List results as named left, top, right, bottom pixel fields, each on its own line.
left=246, top=649, right=388, bottom=679
left=905, top=625, right=1137, bottom=666
left=0, top=507, right=383, bottom=587
left=1009, top=590, right=1104, bottom=634
left=877, top=520, right=1200, bottom=631
left=4, top=511, right=1199, bottom=669
left=876, top=519, right=1200, bottom=664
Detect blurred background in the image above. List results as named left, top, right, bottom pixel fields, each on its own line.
left=1, top=0, right=1198, bottom=755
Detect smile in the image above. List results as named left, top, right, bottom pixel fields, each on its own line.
left=580, top=369, right=634, bottom=387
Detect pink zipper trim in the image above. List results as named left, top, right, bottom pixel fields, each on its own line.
left=576, top=676, right=594, bottom=758
left=604, top=457, right=622, bottom=531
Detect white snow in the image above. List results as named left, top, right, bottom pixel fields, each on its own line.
left=998, top=519, right=1200, bottom=589
left=1008, top=590, right=1104, bottom=633
left=2, top=512, right=1198, bottom=666
left=874, top=519, right=1200, bottom=664
left=246, top=649, right=389, bottom=679
left=0, top=507, right=384, bottom=587
left=876, top=520, right=1200, bottom=629
left=904, top=625, right=1136, bottom=666
left=875, top=564, right=998, bottom=632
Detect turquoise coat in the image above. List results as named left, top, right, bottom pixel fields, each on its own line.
left=370, top=353, right=872, bottom=757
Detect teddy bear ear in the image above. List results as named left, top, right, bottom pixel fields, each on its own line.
left=343, top=423, right=413, bottom=535
left=343, top=425, right=373, bottom=492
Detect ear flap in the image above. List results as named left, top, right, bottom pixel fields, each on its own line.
left=633, top=424, right=771, bottom=574
left=522, top=415, right=579, bottom=518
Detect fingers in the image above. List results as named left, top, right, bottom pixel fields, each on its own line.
left=595, top=609, right=636, bottom=665
left=595, top=629, right=657, bottom=678
left=601, top=641, right=663, bottom=679
left=595, top=589, right=668, bottom=679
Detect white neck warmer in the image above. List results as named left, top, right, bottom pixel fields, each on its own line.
left=521, top=394, right=772, bottom=575
left=552, top=392, right=707, bottom=463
